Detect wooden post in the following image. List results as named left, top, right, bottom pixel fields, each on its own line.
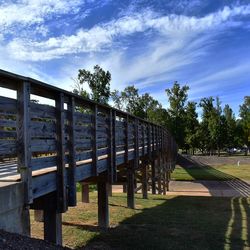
left=157, top=156, right=162, bottom=195
left=123, top=183, right=127, bottom=193
left=108, top=183, right=112, bottom=197
left=44, top=209, right=62, bottom=245
left=151, top=159, right=156, bottom=195
left=56, top=93, right=67, bottom=213
left=81, top=183, right=90, bottom=203
left=127, top=165, right=135, bottom=209
left=112, top=110, right=117, bottom=182
left=108, top=109, right=114, bottom=183
left=98, top=179, right=109, bottom=228
left=167, top=170, right=170, bottom=191
left=134, top=176, right=138, bottom=193
left=17, top=81, right=32, bottom=204
left=162, top=172, right=166, bottom=195
left=92, top=104, right=98, bottom=176
left=142, top=161, right=148, bottom=199
left=68, top=96, right=76, bottom=206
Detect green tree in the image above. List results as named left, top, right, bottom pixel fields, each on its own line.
left=208, top=97, right=226, bottom=156
left=165, top=81, right=189, bottom=148
left=223, top=104, right=237, bottom=148
left=76, top=65, right=111, bottom=104
left=199, top=97, right=215, bottom=154
left=185, top=101, right=199, bottom=154
left=239, top=96, right=250, bottom=154
left=111, top=86, right=162, bottom=120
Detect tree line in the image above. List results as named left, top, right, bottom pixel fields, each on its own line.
left=73, top=65, right=250, bottom=156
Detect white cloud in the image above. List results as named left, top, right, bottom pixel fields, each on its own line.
left=2, top=4, right=250, bottom=61
left=0, top=0, right=82, bottom=29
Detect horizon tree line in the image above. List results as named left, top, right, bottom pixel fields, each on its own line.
left=73, top=65, right=250, bottom=156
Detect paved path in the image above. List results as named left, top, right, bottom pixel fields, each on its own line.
left=112, top=179, right=250, bottom=197
left=168, top=180, right=250, bottom=197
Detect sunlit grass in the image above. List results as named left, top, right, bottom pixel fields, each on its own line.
left=172, top=164, right=250, bottom=181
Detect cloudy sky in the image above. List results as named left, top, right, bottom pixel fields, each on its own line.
left=0, top=0, right=250, bottom=115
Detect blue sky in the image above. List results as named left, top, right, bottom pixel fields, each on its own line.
left=0, top=0, right=250, bottom=116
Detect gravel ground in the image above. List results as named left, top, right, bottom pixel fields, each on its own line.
left=0, top=230, right=71, bottom=250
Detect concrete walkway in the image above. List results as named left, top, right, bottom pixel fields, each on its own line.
left=112, top=179, right=250, bottom=197
left=168, top=180, right=250, bottom=197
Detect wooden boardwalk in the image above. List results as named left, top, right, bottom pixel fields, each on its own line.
left=0, top=69, right=177, bottom=245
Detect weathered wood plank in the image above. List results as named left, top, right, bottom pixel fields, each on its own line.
left=0, top=139, right=17, bottom=155
left=0, top=96, right=17, bottom=113
left=75, top=150, right=92, bottom=161
left=92, top=105, right=98, bottom=176
left=68, top=96, right=76, bottom=206
left=108, top=109, right=113, bottom=183
left=98, top=178, right=109, bottom=228
left=55, top=93, right=67, bottom=212
left=30, top=121, right=56, bottom=138
left=30, top=139, right=57, bottom=152
left=74, top=112, right=93, bottom=124
left=17, top=81, right=32, bottom=203
left=31, top=155, right=57, bottom=171
left=0, top=130, right=16, bottom=138
left=0, top=119, right=16, bottom=128
left=30, top=102, right=56, bottom=119
left=127, top=162, right=135, bottom=209
left=112, top=110, right=117, bottom=181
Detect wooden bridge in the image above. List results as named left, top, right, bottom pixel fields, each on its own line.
left=0, top=69, right=177, bottom=245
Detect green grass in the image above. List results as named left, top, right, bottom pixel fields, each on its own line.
left=172, top=164, right=250, bottom=181
left=31, top=193, right=250, bottom=249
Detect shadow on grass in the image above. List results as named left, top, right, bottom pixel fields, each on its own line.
left=75, top=195, right=249, bottom=250
left=177, top=154, right=250, bottom=197
left=62, top=222, right=100, bottom=233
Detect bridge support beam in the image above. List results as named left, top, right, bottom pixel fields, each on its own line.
left=44, top=209, right=62, bottom=245
left=81, top=183, right=90, bottom=203
left=142, top=161, right=148, bottom=199
left=108, top=183, right=112, bottom=197
left=166, top=169, right=170, bottom=191
left=151, top=159, right=156, bottom=195
left=127, top=165, right=135, bottom=209
left=123, top=183, right=127, bottom=193
left=157, top=157, right=162, bottom=195
left=162, top=172, right=166, bottom=195
left=98, top=179, right=109, bottom=228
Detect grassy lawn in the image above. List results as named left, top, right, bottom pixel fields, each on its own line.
left=172, top=164, right=250, bottom=181
left=30, top=192, right=250, bottom=250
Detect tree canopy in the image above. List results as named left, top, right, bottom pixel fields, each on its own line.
left=74, top=65, right=111, bottom=105
left=73, top=65, right=249, bottom=155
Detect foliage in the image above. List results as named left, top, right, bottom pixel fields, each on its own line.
left=74, top=65, right=111, bottom=105
left=184, top=101, right=199, bottom=154
left=73, top=66, right=249, bottom=154
left=165, top=82, right=189, bottom=148
left=111, top=85, right=164, bottom=121
left=239, top=96, right=250, bottom=148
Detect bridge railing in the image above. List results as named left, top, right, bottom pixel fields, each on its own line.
left=0, top=69, right=177, bottom=210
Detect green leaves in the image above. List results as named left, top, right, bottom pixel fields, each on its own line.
left=75, top=65, right=111, bottom=105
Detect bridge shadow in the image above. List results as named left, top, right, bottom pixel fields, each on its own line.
left=70, top=195, right=250, bottom=250
left=176, top=154, right=250, bottom=197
